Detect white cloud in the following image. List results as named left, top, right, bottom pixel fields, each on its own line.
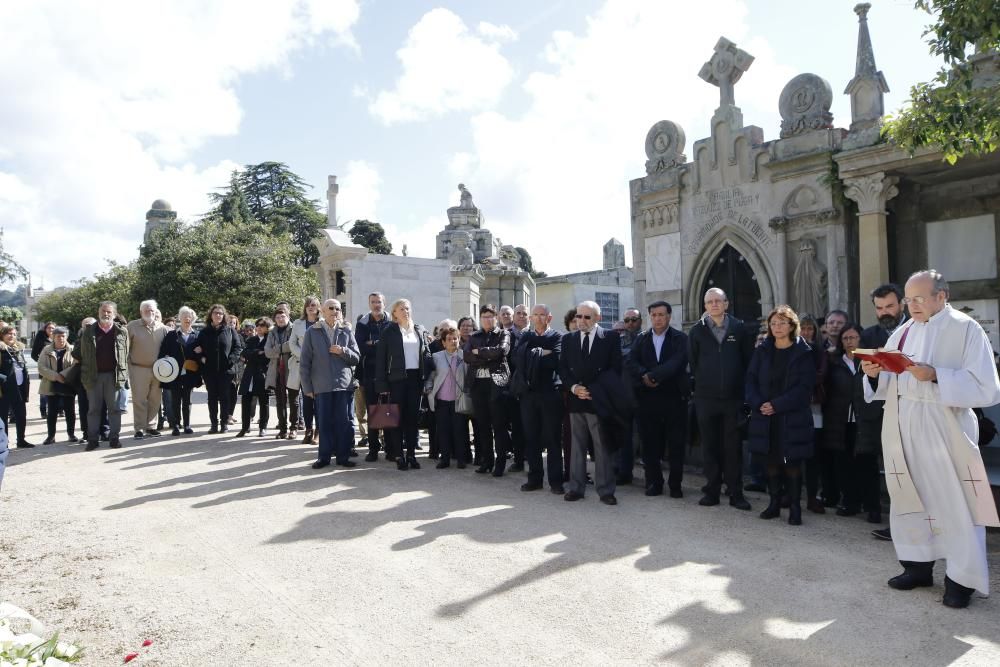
left=449, top=0, right=794, bottom=276
left=338, top=160, right=382, bottom=224
left=369, top=8, right=517, bottom=124
left=0, top=0, right=359, bottom=286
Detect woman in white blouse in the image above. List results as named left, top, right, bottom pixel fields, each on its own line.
left=375, top=299, right=431, bottom=470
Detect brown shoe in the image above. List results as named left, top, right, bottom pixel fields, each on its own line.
left=302, top=429, right=314, bottom=445
left=807, top=498, right=826, bottom=514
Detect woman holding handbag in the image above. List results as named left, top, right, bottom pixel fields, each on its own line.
left=425, top=327, right=472, bottom=469
left=375, top=298, right=431, bottom=470
left=37, top=326, right=78, bottom=444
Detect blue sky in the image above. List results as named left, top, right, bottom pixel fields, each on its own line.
left=0, top=0, right=941, bottom=288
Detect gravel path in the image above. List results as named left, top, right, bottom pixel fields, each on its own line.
left=2, top=392, right=999, bottom=666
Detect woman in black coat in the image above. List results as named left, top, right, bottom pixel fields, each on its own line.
left=822, top=324, right=881, bottom=521
left=236, top=318, right=271, bottom=438
left=745, top=306, right=816, bottom=525
left=158, top=306, right=202, bottom=435
left=375, top=298, right=431, bottom=470
left=0, top=326, right=33, bottom=448
left=195, top=304, right=244, bottom=433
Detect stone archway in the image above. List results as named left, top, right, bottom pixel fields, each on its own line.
left=686, top=227, right=776, bottom=325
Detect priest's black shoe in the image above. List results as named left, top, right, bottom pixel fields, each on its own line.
left=311, top=460, right=330, bottom=470
left=337, top=460, right=357, bottom=468
left=942, top=576, right=974, bottom=608
left=669, top=487, right=684, bottom=499
left=699, top=495, right=720, bottom=506
left=599, top=495, right=617, bottom=506
left=887, top=561, right=934, bottom=590
left=645, top=485, right=663, bottom=497
left=730, top=496, right=752, bottom=511
left=520, top=482, right=543, bottom=492
left=564, top=491, right=584, bottom=502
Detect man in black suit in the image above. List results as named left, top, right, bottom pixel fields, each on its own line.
left=629, top=301, right=689, bottom=498
left=558, top=300, right=622, bottom=505
left=860, top=282, right=906, bottom=541
left=689, top=288, right=755, bottom=510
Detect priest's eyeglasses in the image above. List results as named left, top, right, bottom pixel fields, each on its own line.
left=901, top=295, right=929, bottom=306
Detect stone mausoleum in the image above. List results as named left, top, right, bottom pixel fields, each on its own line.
left=536, top=239, right=635, bottom=329
left=630, top=3, right=1000, bottom=344
left=313, top=180, right=534, bottom=326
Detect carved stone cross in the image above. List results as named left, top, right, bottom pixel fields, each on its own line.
left=699, top=37, right=754, bottom=108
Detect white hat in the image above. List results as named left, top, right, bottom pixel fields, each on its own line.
left=153, top=357, right=180, bottom=384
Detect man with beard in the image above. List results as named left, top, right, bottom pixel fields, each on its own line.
left=860, top=283, right=907, bottom=541
left=126, top=300, right=168, bottom=438
left=73, top=301, right=130, bottom=450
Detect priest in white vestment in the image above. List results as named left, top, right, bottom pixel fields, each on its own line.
left=862, top=270, right=1000, bottom=609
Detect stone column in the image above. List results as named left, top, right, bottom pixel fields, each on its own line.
left=844, top=172, right=899, bottom=325
left=768, top=217, right=789, bottom=304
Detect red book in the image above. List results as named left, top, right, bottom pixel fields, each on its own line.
left=853, top=349, right=915, bottom=374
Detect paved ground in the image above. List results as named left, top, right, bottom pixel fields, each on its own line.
left=2, top=389, right=1000, bottom=666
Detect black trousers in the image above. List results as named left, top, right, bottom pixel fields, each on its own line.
left=638, top=392, right=688, bottom=491
left=471, top=378, right=512, bottom=467
left=45, top=395, right=76, bottom=438
left=386, top=370, right=423, bottom=458
left=505, top=394, right=525, bottom=465
left=805, top=427, right=822, bottom=500
left=274, top=387, right=298, bottom=432
left=166, top=386, right=193, bottom=429
left=203, top=372, right=233, bottom=428
left=695, top=397, right=743, bottom=499
left=520, top=390, right=563, bottom=487
left=821, top=423, right=856, bottom=506
left=434, top=399, right=470, bottom=464
left=0, top=381, right=27, bottom=443
left=241, top=393, right=269, bottom=430
left=227, top=382, right=238, bottom=419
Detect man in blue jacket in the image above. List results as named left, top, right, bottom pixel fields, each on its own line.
left=629, top=301, right=689, bottom=498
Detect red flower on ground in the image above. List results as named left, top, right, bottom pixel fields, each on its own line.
left=124, top=653, right=139, bottom=663
left=142, top=640, right=153, bottom=647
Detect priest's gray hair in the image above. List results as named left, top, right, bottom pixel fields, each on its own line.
left=577, top=300, right=601, bottom=315
left=909, top=269, right=949, bottom=297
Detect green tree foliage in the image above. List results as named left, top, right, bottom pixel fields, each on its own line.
left=132, top=218, right=319, bottom=320
left=0, top=285, right=27, bottom=308
left=348, top=219, right=392, bottom=255
left=884, top=1, right=1000, bottom=163
left=0, top=229, right=27, bottom=286
left=33, top=262, right=140, bottom=331
left=206, top=162, right=327, bottom=267
left=0, top=306, right=24, bottom=323
left=514, top=246, right=547, bottom=279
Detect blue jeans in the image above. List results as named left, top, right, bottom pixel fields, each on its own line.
left=315, top=391, right=354, bottom=464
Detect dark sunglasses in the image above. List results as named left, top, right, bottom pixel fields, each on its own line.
left=623, top=317, right=641, bottom=323
left=575, top=314, right=592, bottom=320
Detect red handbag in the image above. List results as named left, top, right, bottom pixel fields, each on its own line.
left=367, top=393, right=401, bottom=430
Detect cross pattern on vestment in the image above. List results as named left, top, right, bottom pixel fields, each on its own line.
left=888, top=457, right=906, bottom=488
left=962, top=465, right=983, bottom=498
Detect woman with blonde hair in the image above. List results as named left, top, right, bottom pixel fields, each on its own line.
left=0, top=325, right=33, bottom=448
left=288, top=296, right=321, bottom=442
left=744, top=305, right=816, bottom=525
left=375, top=298, right=431, bottom=470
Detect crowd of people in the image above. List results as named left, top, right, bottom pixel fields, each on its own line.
left=0, top=268, right=997, bottom=609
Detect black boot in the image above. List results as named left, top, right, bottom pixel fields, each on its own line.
left=787, top=471, right=803, bottom=526
left=759, top=475, right=781, bottom=520
left=888, top=561, right=934, bottom=590
left=942, top=576, right=975, bottom=608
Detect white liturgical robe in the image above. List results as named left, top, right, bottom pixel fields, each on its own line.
left=865, top=305, right=1000, bottom=595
